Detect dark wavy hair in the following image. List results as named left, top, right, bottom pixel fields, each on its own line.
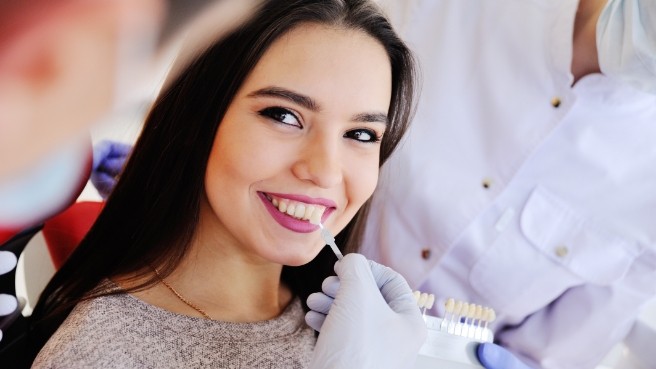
left=29, top=0, right=416, bottom=357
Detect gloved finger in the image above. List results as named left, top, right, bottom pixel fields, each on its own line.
left=92, top=141, right=113, bottom=170
left=307, top=292, right=334, bottom=315
left=106, top=141, right=132, bottom=158
left=92, top=140, right=132, bottom=170
left=333, top=253, right=378, bottom=288
left=90, top=172, right=118, bottom=199
left=367, top=259, right=418, bottom=316
left=0, top=251, right=18, bottom=275
left=305, top=310, right=327, bottom=332
left=320, top=276, right=340, bottom=298
left=91, top=172, right=117, bottom=188
left=0, top=294, right=18, bottom=316
left=477, top=342, right=533, bottom=369
left=333, top=253, right=409, bottom=312
left=98, top=157, right=127, bottom=175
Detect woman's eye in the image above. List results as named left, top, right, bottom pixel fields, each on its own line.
left=258, top=107, right=302, bottom=128
left=344, top=129, right=382, bottom=143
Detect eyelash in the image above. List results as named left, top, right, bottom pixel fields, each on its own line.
left=258, top=106, right=383, bottom=144
left=344, top=129, right=382, bottom=144
left=258, top=106, right=302, bottom=128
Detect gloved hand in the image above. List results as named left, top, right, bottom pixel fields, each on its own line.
left=478, top=342, right=534, bottom=369
left=91, top=140, right=132, bottom=199
left=0, top=251, right=19, bottom=342
left=306, top=253, right=427, bottom=369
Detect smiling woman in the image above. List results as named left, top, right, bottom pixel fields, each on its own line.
left=26, top=0, right=416, bottom=368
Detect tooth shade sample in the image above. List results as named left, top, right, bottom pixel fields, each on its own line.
left=303, top=205, right=315, bottom=220
left=309, top=206, right=325, bottom=225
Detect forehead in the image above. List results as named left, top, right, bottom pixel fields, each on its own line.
left=238, top=22, right=392, bottom=109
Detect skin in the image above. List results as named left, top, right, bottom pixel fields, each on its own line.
left=0, top=0, right=257, bottom=181
left=132, top=23, right=392, bottom=322
left=0, top=0, right=163, bottom=180
left=571, top=0, right=607, bottom=83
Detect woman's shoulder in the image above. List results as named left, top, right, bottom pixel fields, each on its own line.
left=31, top=291, right=148, bottom=368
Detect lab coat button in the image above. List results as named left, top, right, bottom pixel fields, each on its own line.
left=421, top=248, right=431, bottom=260
left=551, top=97, right=562, bottom=108
left=482, top=178, right=492, bottom=189
left=555, top=246, right=569, bottom=258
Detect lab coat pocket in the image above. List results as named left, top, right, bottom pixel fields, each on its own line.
left=469, top=186, right=640, bottom=314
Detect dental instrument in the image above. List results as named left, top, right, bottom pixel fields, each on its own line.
left=412, top=292, right=496, bottom=369
left=319, top=223, right=343, bottom=260
left=309, top=215, right=343, bottom=260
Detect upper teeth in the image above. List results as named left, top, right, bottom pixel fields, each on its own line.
left=270, top=195, right=326, bottom=223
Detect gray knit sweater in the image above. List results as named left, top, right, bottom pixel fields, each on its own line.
left=32, top=290, right=316, bottom=368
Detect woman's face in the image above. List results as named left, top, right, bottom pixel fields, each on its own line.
left=202, top=23, right=392, bottom=266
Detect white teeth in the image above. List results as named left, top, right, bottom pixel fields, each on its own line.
left=286, top=203, right=296, bottom=216
left=278, top=200, right=288, bottom=213
left=294, top=204, right=306, bottom=218
left=269, top=195, right=327, bottom=222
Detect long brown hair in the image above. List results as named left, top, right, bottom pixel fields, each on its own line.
left=29, top=0, right=416, bottom=354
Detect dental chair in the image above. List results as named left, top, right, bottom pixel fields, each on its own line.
left=0, top=200, right=102, bottom=367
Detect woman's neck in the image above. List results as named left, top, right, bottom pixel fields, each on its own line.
left=571, top=0, right=606, bottom=83
left=169, top=230, right=293, bottom=322
left=123, top=209, right=293, bottom=323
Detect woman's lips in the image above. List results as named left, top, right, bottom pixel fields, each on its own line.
left=258, top=192, right=334, bottom=233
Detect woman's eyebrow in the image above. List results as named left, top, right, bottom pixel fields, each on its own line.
left=247, top=86, right=320, bottom=111
left=352, top=112, right=388, bottom=124
left=248, top=86, right=388, bottom=124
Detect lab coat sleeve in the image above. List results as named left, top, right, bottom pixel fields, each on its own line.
left=496, top=251, right=656, bottom=369
left=597, top=0, right=656, bottom=93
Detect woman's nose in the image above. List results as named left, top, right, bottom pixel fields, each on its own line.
left=291, top=136, right=343, bottom=188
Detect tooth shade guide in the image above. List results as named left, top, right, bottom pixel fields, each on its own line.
left=415, top=294, right=496, bottom=343
left=415, top=296, right=496, bottom=368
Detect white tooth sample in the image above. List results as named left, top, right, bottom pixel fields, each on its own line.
left=488, top=309, right=496, bottom=323
left=286, top=203, right=296, bottom=216
left=294, top=204, right=306, bottom=219
left=445, top=298, right=455, bottom=313
left=309, top=206, right=325, bottom=225
left=418, top=293, right=428, bottom=308
left=278, top=200, right=288, bottom=213
left=303, top=205, right=315, bottom=220
left=272, top=198, right=279, bottom=207
left=426, top=294, right=435, bottom=310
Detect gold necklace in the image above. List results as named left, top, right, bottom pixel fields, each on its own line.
left=152, top=267, right=213, bottom=320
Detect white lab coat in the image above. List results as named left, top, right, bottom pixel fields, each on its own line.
left=363, top=1, right=656, bottom=368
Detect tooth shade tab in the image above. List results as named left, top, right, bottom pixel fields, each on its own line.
left=309, top=206, right=326, bottom=225
left=416, top=294, right=497, bottom=343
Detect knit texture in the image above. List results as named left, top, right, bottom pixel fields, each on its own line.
left=32, top=289, right=316, bottom=368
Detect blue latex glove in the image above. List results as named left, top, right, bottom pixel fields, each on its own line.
left=478, top=342, right=534, bottom=369
left=306, top=253, right=427, bottom=369
left=91, top=140, right=132, bottom=199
